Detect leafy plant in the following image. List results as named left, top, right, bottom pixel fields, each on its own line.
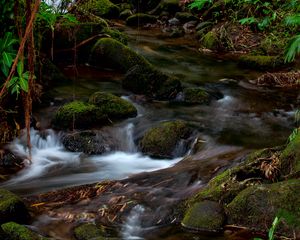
left=7, top=61, right=31, bottom=98
left=284, top=34, right=300, bottom=63
left=0, top=32, right=18, bottom=77
left=189, top=0, right=213, bottom=11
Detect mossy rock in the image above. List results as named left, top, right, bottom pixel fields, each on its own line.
left=175, top=12, right=198, bottom=23
left=182, top=200, right=225, bottom=231
left=183, top=87, right=210, bottom=104
left=62, top=130, right=116, bottom=154
left=90, top=38, right=151, bottom=71
left=123, top=64, right=182, bottom=100
left=120, top=9, right=133, bottom=20
left=103, top=28, right=128, bottom=45
left=117, top=3, right=132, bottom=11
left=52, top=101, right=102, bottom=129
left=279, top=129, right=300, bottom=175
left=238, top=55, right=284, bottom=70
left=150, top=0, right=181, bottom=15
left=126, top=13, right=157, bottom=26
left=201, top=30, right=219, bottom=50
left=1, top=222, right=48, bottom=240
left=53, top=93, right=137, bottom=129
left=74, top=223, right=105, bottom=240
left=88, top=91, right=137, bottom=119
left=0, top=189, right=29, bottom=224
left=226, top=180, right=300, bottom=238
left=73, top=0, right=120, bottom=18
left=139, top=120, right=191, bottom=158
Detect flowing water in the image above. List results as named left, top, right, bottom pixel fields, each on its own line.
left=1, top=28, right=299, bottom=239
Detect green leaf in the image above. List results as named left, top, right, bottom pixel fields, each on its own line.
left=2, top=51, right=13, bottom=67
left=1, top=64, right=9, bottom=77
left=8, top=76, right=18, bottom=87
left=17, top=61, right=24, bottom=77
left=239, top=17, right=257, bottom=25
left=284, top=14, right=300, bottom=26
left=19, top=77, right=28, bottom=92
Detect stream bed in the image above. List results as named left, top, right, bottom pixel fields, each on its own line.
left=1, top=28, right=299, bottom=239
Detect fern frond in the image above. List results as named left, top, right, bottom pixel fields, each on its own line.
left=284, top=34, right=300, bottom=63
left=284, top=14, right=300, bottom=26
left=189, top=0, right=213, bottom=10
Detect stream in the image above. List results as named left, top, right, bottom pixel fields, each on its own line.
left=1, top=28, right=299, bottom=239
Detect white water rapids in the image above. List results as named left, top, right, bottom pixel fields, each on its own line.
left=2, top=126, right=181, bottom=195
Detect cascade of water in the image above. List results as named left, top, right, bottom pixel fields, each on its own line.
left=122, top=205, right=145, bottom=240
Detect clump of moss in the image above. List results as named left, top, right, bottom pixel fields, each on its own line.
left=53, top=101, right=100, bottom=129
left=238, top=55, right=283, bottom=70
left=88, top=92, right=137, bottom=119
left=74, top=223, right=105, bottom=240
left=126, top=13, right=157, bottom=26
left=120, top=9, right=132, bottom=20
left=226, top=180, right=300, bottom=238
left=1, top=222, right=48, bottom=240
left=103, top=28, right=128, bottom=45
left=182, top=200, right=225, bottom=231
left=183, top=88, right=210, bottom=104
left=74, top=0, right=120, bottom=18
left=0, top=188, right=29, bottom=224
left=139, top=120, right=191, bottom=158
left=90, top=38, right=151, bottom=71
left=202, top=31, right=219, bottom=50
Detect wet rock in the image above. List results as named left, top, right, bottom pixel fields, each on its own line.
left=0, top=188, right=29, bottom=224
left=182, top=200, right=225, bottom=231
left=139, top=120, right=192, bottom=158
left=123, top=64, right=182, bottom=100
left=168, top=17, right=180, bottom=26
left=170, top=28, right=184, bottom=38
left=90, top=38, right=151, bottom=71
left=182, top=87, right=210, bottom=104
left=226, top=180, right=300, bottom=238
left=88, top=91, right=137, bottom=119
left=238, top=55, right=284, bottom=70
left=1, top=222, right=48, bottom=240
left=183, top=21, right=198, bottom=33
left=0, top=150, right=23, bottom=169
left=53, top=93, right=137, bottom=129
left=201, top=30, right=219, bottom=50
left=126, top=13, right=157, bottom=26
left=175, top=12, right=198, bottom=23
left=62, top=131, right=116, bottom=154
left=74, top=223, right=107, bottom=240
left=72, top=0, right=120, bottom=18
left=120, top=9, right=133, bottom=20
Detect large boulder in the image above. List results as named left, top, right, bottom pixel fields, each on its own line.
left=0, top=188, right=29, bottom=224
left=62, top=130, right=116, bottom=154
left=226, top=180, right=300, bottom=238
left=53, top=93, right=137, bottom=129
left=238, top=55, right=284, bottom=70
left=90, top=38, right=151, bottom=71
left=123, top=64, right=182, bottom=100
left=182, top=200, right=225, bottom=231
left=126, top=14, right=157, bottom=26
left=74, top=223, right=118, bottom=240
left=1, top=222, right=48, bottom=240
left=139, top=120, right=192, bottom=158
left=72, top=0, right=120, bottom=18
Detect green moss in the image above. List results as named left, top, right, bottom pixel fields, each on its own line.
left=238, top=55, right=284, bottom=70
left=0, top=188, right=29, bottom=224
left=183, top=87, right=210, bottom=104
left=280, top=130, right=300, bottom=174
left=88, top=92, right=137, bottom=119
left=74, top=224, right=105, bottom=240
left=139, top=120, right=191, bottom=158
left=182, top=200, right=225, bottom=231
left=202, top=31, right=219, bottom=50
left=126, top=14, right=157, bottom=26
left=53, top=101, right=101, bottom=129
left=226, top=180, right=300, bottom=237
left=74, top=0, right=120, bottom=18
left=90, top=38, right=151, bottom=71
left=103, top=28, right=128, bottom=45
left=1, top=222, right=48, bottom=240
